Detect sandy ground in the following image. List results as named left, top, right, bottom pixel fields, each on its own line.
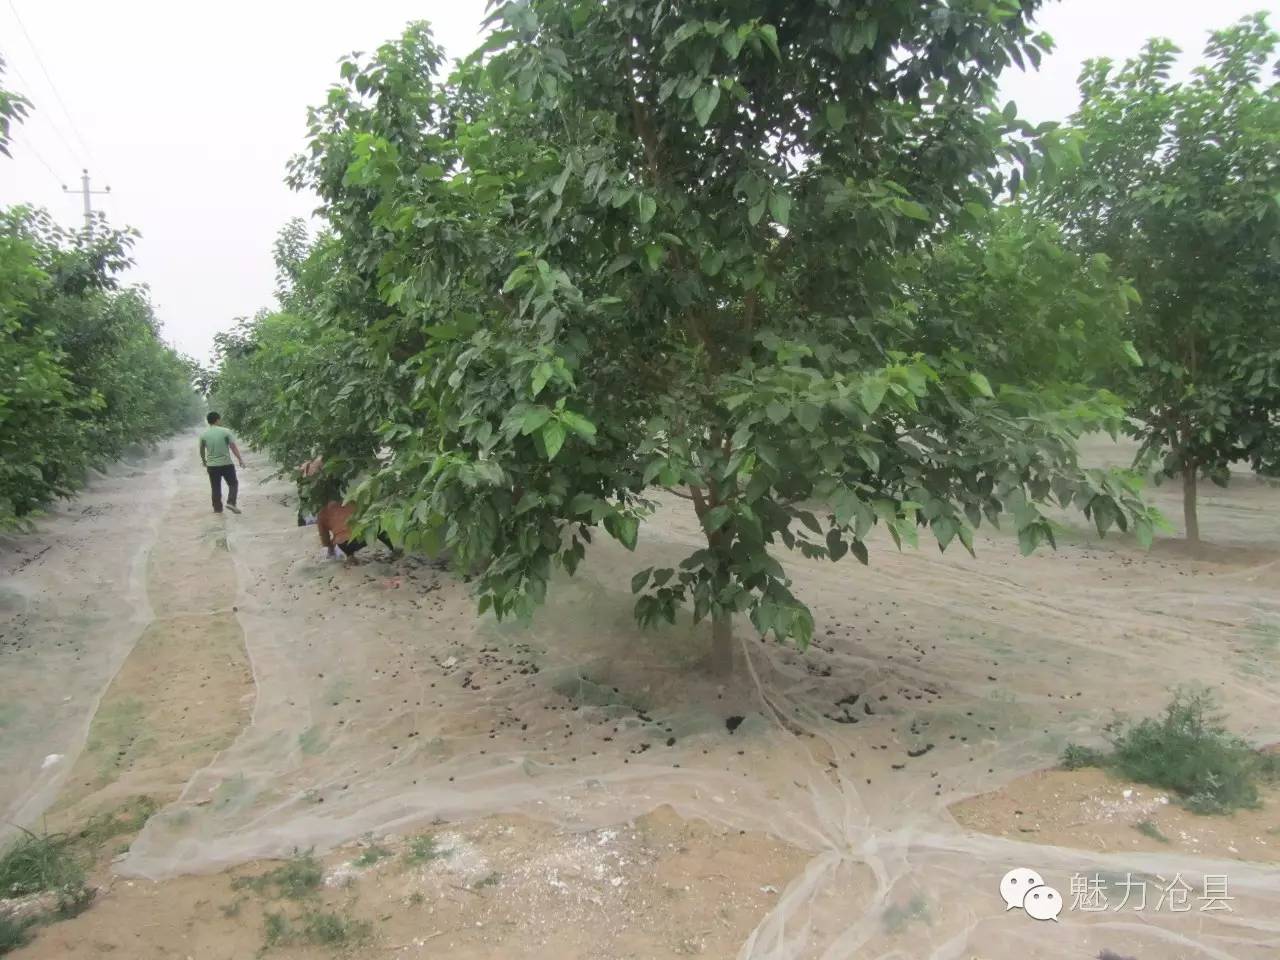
left=17, top=809, right=811, bottom=960
left=3, top=438, right=1280, bottom=959
left=952, top=767, right=1280, bottom=864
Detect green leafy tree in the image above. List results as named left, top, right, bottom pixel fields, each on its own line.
left=1035, top=14, right=1280, bottom=542
left=258, top=3, right=1157, bottom=673
left=0, top=70, right=200, bottom=529
left=901, top=205, right=1141, bottom=393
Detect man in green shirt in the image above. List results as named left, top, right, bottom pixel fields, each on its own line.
left=199, top=412, right=246, bottom=514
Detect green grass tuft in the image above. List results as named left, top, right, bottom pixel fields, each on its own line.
left=353, top=844, right=390, bottom=868
left=261, top=909, right=370, bottom=950
left=233, top=850, right=323, bottom=899
left=263, top=911, right=290, bottom=947
left=0, top=829, right=85, bottom=900
left=0, top=915, right=32, bottom=955
left=1061, top=688, right=1276, bottom=815
left=403, top=834, right=443, bottom=866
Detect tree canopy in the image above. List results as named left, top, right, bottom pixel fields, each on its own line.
left=216, top=1, right=1159, bottom=670
left=1035, top=13, right=1280, bottom=541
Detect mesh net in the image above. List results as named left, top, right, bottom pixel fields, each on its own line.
left=0, top=445, right=179, bottom=834
left=7, top=437, right=1279, bottom=958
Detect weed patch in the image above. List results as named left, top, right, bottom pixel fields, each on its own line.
left=233, top=850, right=323, bottom=899
left=0, top=829, right=85, bottom=901
left=261, top=909, right=370, bottom=949
left=403, top=834, right=443, bottom=866
left=354, top=844, right=390, bottom=868
left=1062, top=689, right=1278, bottom=814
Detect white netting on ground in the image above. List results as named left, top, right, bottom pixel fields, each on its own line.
left=105, top=440, right=1280, bottom=956
left=0, top=442, right=181, bottom=837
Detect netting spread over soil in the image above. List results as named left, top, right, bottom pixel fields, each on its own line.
left=111, top=442, right=1280, bottom=958
left=0, top=442, right=180, bottom=835
left=6, top=439, right=1277, bottom=957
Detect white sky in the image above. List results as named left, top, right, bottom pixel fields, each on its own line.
left=1, top=0, right=1275, bottom=361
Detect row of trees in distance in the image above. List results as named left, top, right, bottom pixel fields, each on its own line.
left=1, top=58, right=202, bottom=531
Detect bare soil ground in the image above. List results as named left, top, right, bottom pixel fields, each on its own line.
left=16, top=809, right=811, bottom=960
left=4, top=440, right=1280, bottom=959
left=952, top=767, right=1280, bottom=864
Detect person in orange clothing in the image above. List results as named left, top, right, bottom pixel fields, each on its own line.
left=317, top=499, right=395, bottom=563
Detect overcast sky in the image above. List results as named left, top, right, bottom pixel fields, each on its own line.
left=2, top=0, right=1275, bottom=361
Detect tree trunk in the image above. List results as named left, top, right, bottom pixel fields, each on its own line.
left=1182, top=460, right=1200, bottom=543
left=710, top=610, right=734, bottom=677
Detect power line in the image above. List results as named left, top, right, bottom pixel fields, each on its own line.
left=2, top=66, right=84, bottom=171
left=12, top=133, right=67, bottom=188
left=6, top=0, right=93, bottom=165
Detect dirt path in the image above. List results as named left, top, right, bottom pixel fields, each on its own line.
left=46, top=459, right=253, bottom=830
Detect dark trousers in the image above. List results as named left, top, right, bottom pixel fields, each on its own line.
left=207, top=464, right=238, bottom=513
left=338, top=532, right=395, bottom=557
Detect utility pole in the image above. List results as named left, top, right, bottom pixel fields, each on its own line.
left=63, top=168, right=110, bottom=236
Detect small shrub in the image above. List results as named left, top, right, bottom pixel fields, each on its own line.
left=1061, top=689, right=1274, bottom=814
left=1061, top=743, right=1106, bottom=770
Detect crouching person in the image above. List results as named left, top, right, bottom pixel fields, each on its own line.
left=317, top=500, right=395, bottom=563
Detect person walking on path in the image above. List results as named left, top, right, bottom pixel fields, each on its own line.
left=199, top=412, right=246, bottom=515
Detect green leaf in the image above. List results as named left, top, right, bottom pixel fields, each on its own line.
left=606, top=513, right=639, bottom=550
left=541, top=420, right=567, bottom=460
left=703, top=505, right=732, bottom=532
left=895, top=199, right=930, bottom=221
left=720, top=32, right=744, bottom=60
left=520, top=407, right=553, bottom=435
left=559, top=410, right=597, bottom=440
left=551, top=164, right=571, bottom=196
left=824, top=102, right=847, bottom=132
left=968, top=371, right=994, bottom=398
left=1002, top=100, right=1017, bottom=121
left=768, top=192, right=791, bottom=226
left=636, top=194, right=657, bottom=224
left=1122, top=340, right=1143, bottom=367
left=692, top=84, right=721, bottom=127
left=794, top=402, right=819, bottom=431
left=748, top=197, right=767, bottom=225
left=859, top=377, right=887, bottom=415
left=531, top=362, right=553, bottom=398
left=631, top=568, right=652, bottom=593
left=850, top=539, right=869, bottom=565
left=758, top=24, right=780, bottom=59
